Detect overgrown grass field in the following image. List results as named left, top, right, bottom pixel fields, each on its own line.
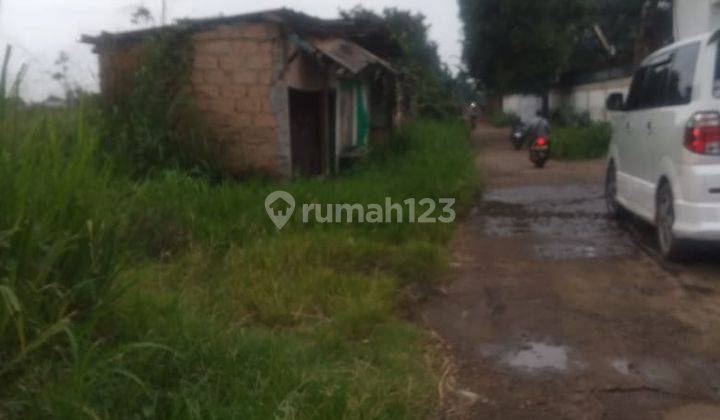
left=0, top=90, right=477, bottom=419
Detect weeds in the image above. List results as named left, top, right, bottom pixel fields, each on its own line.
left=102, top=31, right=219, bottom=178
left=0, top=82, right=476, bottom=420
left=553, top=122, right=611, bottom=160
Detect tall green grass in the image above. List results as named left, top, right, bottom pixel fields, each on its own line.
left=0, top=76, right=477, bottom=420
left=552, top=122, right=611, bottom=160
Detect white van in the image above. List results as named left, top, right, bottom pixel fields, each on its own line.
left=605, top=31, right=720, bottom=260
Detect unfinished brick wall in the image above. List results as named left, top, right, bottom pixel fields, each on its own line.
left=190, top=22, right=284, bottom=176
left=98, top=42, right=145, bottom=106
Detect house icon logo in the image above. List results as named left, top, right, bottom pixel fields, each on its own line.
left=265, top=191, right=296, bottom=230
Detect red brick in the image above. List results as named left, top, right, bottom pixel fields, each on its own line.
left=195, top=84, right=220, bottom=98
left=204, top=69, right=231, bottom=85
left=221, top=85, right=247, bottom=98
left=257, top=71, right=274, bottom=85
left=201, top=40, right=233, bottom=55
left=256, top=42, right=274, bottom=56
left=235, top=98, right=263, bottom=112
left=192, top=30, right=223, bottom=42
left=233, top=40, right=259, bottom=55
left=246, top=55, right=273, bottom=70
left=206, top=98, right=235, bottom=115
left=234, top=113, right=253, bottom=128
left=194, top=55, right=218, bottom=70
left=253, top=113, right=277, bottom=128
left=246, top=86, right=267, bottom=98
left=218, top=56, right=245, bottom=71
left=239, top=23, right=267, bottom=39
left=232, top=71, right=257, bottom=85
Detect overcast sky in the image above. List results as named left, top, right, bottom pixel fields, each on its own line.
left=0, top=0, right=462, bottom=102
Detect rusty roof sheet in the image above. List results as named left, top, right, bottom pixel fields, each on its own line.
left=308, top=37, right=398, bottom=75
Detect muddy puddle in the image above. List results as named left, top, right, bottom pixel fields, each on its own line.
left=505, top=343, right=570, bottom=371
left=478, top=185, right=637, bottom=260
left=480, top=342, right=581, bottom=374
left=481, top=343, right=715, bottom=392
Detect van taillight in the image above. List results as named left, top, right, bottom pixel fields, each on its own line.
left=685, top=112, right=720, bottom=155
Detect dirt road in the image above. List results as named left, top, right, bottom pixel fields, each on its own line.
left=424, top=126, right=720, bottom=420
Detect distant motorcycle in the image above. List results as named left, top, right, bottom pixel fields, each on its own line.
left=529, top=136, right=550, bottom=168
left=509, top=122, right=526, bottom=150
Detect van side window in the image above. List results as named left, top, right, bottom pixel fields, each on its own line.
left=667, top=42, right=699, bottom=106
left=626, top=67, right=647, bottom=110
left=638, top=61, right=671, bottom=108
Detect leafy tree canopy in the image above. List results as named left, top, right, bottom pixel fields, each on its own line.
left=460, top=0, right=589, bottom=94
left=460, top=0, right=673, bottom=94
left=572, top=0, right=672, bottom=70
left=341, top=6, right=462, bottom=117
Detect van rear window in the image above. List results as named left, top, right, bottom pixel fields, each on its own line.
left=627, top=43, right=700, bottom=110
left=668, top=43, right=699, bottom=105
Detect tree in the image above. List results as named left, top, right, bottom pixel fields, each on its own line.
left=52, top=51, right=82, bottom=104
left=460, top=0, right=589, bottom=107
left=460, top=0, right=673, bottom=106
left=572, top=0, right=673, bottom=69
left=131, top=6, right=155, bottom=26
left=341, top=7, right=460, bottom=118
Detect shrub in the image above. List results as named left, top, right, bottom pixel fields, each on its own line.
left=488, top=111, right=519, bottom=127
left=550, top=105, right=591, bottom=127
left=553, top=121, right=611, bottom=160
left=102, top=31, right=220, bottom=178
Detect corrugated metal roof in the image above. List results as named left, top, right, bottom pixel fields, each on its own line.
left=308, top=37, right=398, bottom=75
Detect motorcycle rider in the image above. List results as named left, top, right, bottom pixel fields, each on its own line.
left=528, top=109, right=550, bottom=141
left=527, top=109, right=551, bottom=168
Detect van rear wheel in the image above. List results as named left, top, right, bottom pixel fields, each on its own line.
left=656, top=182, right=688, bottom=261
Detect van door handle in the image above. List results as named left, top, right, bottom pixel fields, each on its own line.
left=647, top=121, right=653, bottom=135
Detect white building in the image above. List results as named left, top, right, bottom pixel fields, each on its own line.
left=674, top=0, right=720, bottom=40
left=503, top=77, right=632, bottom=123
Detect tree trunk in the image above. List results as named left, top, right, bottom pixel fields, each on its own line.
left=634, top=1, right=650, bottom=66
left=541, top=90, right=550, bottom=116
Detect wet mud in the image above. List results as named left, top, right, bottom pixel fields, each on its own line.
left=424, top=126, right=720, bottom=420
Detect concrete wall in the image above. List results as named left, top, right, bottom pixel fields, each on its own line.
left=674, top=0, right=720, bottom=41
left=563, top=78, right=631, bottom=121
left=502, top=77, right=632, bottom=123
left=502, top=95, right=543, bottom=123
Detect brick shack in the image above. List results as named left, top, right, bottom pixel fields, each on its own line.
left=82, top=9, right=407, bottom=177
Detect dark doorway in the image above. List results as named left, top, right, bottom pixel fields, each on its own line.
left=289, top=89, right=323, bottom=177
left=325, top=90, right=337, bottom=174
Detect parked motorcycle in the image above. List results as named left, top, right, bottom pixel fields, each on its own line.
left=529, top=136, right=550, bottom=168
left=509, top=122, right=526, bottom=150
